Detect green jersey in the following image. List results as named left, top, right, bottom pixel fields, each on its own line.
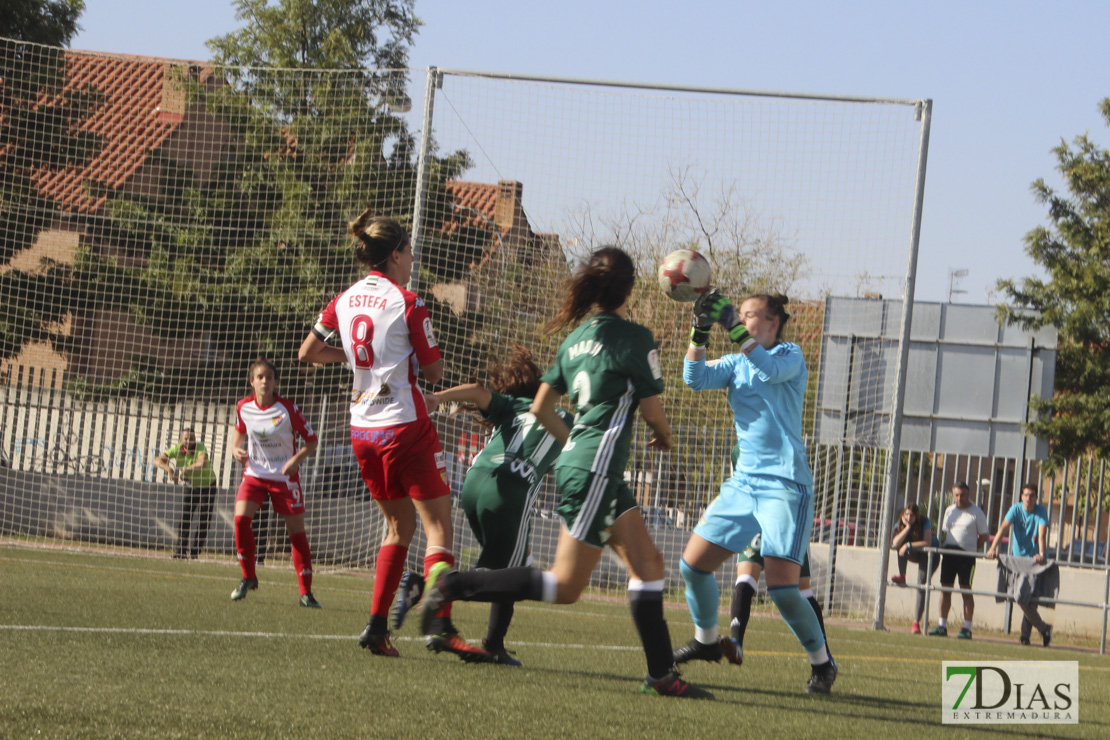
left=163, top=441, right=217, bottom=487
left=542, top=312, right=664, bottom=479
left=471, top=391, right=572, bottom=488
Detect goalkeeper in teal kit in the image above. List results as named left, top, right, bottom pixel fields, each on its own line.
left=674, top=289, right=837, bottom=694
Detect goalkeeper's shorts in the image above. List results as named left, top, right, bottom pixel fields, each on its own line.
left=694, top=470, right=814, bottom=565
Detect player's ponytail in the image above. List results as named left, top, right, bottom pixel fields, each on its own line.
left=349, top=209, right=408, bottom=270
left=547, top=246, right=635, bottom=333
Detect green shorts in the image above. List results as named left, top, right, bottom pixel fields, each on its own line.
left=554, top=466, right=637, bottom=548
left=460, top=468, right=533, bottom=569
left=738, top=532, right=812, bottom=578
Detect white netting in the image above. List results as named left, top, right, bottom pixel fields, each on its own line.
left=0, top=39, right=928, bottom=619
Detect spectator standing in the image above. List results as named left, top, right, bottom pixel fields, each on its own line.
left=929, top=482, right=990, bottom=639
left=986, top=484, right=1053, bottom=646
left=154, top=429, right=217, bottom=559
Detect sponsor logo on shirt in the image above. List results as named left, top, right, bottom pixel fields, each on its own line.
left=648, top=349, right=662, bottom=380
left=423, top=317, right=437, bottom=348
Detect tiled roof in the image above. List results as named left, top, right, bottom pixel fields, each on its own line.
left=31, top=51, right=206, bottom=214
left=443, top=180, right=500, bottom=235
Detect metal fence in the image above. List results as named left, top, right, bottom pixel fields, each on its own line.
left=5, top=361, right=1109, bottom=626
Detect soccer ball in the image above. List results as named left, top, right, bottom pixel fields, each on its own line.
left=657, top=249, right=711, bottom=302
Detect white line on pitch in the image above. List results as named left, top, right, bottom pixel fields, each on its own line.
left=0, top=623, right=642, bottom=651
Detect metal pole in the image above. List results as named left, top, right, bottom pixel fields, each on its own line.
left=408, top=66, right=441, bottom=294
left=873, top=99, right=932, bottom=631
left=824, top=445, right=845, bottom=613
left=1102, top=566, right=1109, bottom=655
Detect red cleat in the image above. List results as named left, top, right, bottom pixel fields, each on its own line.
left=426, top=632, right=491, bottom=663
left=718, top=636, right=744, bottom=666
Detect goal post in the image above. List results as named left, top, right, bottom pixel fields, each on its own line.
left=0, top=38, right=930, bottom=622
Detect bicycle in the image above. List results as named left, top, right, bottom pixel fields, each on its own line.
left=43, top=408, right=105, bottom=476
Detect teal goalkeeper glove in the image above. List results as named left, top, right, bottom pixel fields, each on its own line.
left=698, top=290, right=756, bottom=350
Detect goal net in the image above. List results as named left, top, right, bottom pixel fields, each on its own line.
left=0, top=38, right=929, bottom=620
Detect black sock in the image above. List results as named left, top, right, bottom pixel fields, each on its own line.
left=449, top=567, right=544, bottom=602
left=731, top=582, right=756, bottom=646
left=630, top=589, right=673, bottom=679
left=807, top=595, right=828, bottom=643
left=485, top=601, right=515, bottom=650
left=368, top=614, right=388, bottom=635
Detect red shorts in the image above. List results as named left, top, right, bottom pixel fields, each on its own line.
left=351, top=418, right=449, bottom=501
left=236, top=475, right=304, bottom=516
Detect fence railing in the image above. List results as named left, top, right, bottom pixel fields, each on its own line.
left=4, top=364, right=1110, bottom=627
left=913, top=546, right=1110, bottom=654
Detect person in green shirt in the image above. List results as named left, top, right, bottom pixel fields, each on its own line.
left=418, top=246, right=712, bottom=699
left=155, top=429, right=218, bottom=559
left=411, top=345, right=572, bottom=666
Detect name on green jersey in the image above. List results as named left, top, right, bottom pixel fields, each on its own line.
left=567, top=339, right=603, bottom=360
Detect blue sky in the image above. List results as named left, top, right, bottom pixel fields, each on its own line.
left=72, top=0, right=1110, bottom=302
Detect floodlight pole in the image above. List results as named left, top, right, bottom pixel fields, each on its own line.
left=873, top=100, right=932, bottom=631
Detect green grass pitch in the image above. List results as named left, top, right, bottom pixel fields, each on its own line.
left=2, top=544, right=1107, bottom=738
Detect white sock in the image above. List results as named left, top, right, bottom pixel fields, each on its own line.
left=694, top=626, right=719, bottom=645
left=736, top=573, right=758, bottom=589
left=963, top=620, right=972, bottom=630
left=541, top=571, right=558, bottom=603
left=939, top=617, right=948, bottom=627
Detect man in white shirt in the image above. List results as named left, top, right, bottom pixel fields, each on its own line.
left=929, top=482, right=990, bottom=639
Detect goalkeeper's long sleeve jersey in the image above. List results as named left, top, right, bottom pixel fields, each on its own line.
left=683, top=342, right=812, bottom=486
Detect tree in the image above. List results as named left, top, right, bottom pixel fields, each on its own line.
left=0, top=1, right=99, bottom=359
left=0, top=0, right=83, bottom=46
left=997, top=98, right=1110, bottom=465
left=70, top=0, right=476, bottom=400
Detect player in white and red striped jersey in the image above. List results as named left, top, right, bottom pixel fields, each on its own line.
left=298, top=212, right=487, bottom=662
left=229, top=357, right=322, bottom=609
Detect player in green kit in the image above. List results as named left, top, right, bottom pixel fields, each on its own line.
left=393, top=345, right=572, bottom=665
left=418, top=246, right=712, bottom=699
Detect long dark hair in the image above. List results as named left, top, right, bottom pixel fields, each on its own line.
left=899, top=503, right=924, bottom=542
left=348, top=209, right=409, bottom=271
left=546, top=246, right=635, bottom=333
left=488, top=344, right=543, bottom=399
left=461, top=345, right=544, bottom=429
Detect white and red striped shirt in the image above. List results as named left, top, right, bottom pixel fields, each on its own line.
left=235, top=394, right=317, bottom=481
left=314, top=272, right=440, bottom=427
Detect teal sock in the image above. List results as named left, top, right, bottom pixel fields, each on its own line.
left=767, top=584, right=825, bottom=654
left=680, top=559, right=719, bottom=632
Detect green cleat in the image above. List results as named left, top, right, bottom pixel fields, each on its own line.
left=299, top=592, right=322, bottom=609
left=956, top=627, right=973, bottom=640
left=230, top=578, right=258, bottom=601
left=927, top=624, right=947, bottom=637
left=420, top=562, right=454, bottom=636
